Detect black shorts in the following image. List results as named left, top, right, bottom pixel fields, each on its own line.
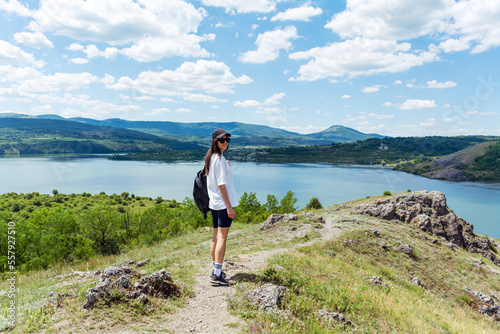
left=211, top=209, right=233, bottom=229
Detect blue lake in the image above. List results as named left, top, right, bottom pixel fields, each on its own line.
left=1, top=155, right=499, bottom=238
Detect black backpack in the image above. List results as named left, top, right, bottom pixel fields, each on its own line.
left=193, top=169, right=209, bottom=219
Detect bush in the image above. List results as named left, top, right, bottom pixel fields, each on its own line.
left=383, top=191, right=392, bottom=196
left=305, top=197, right=322, bottom=210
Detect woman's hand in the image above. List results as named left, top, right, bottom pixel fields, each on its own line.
left=227, top=206, right=235, bottom=219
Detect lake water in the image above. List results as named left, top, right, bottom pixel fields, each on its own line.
left=1, top=155, right=500, bottom=238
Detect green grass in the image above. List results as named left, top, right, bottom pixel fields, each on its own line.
left=228, top=216, right=500, bottom=333
left=3, top=197, right=500, bottom=333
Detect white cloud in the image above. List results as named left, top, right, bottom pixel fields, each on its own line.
left=399, top=99, right=436, bottom=110
left=480, top=111, right=499, bottom=116
left=383, top=101, right=395, bottom=107
left=0, top=65, right=39, bottom=83
left=271, top=5, right=323, bottom=22
left=182, top=92, right=227, bottom=103
left=28, top=0, right=212, bottom=62
left=17, top=72, right=100, bottom=93
left=234, top=100, right=261, bottom=108
left=201, top=0, right=276, bottom=14
left=323, top=0, right=500, bottom=55
left=0, top=0, right=32, bottom=17
left=30, top=104, right=53, bottom=115
left=67, top=43, right=84, bottom=52
left=342, top=94, right=351, bottom=99
left=14, top=32, right=54, bottom=49
left=239, top=26, right=299, bottom=64
left=367, top=113, right=394, bottom=119
left=108, top=60, right=252, bottom=98
left=251, top=24, right=259, bottom=30
left=289, top=38, right=439, bottom=81
left=134, top=96, right=156, bottom=101
left=0, top=41, right=45, bottom=68
left=438, top=38, right=470, bottom=53
left=393, top=80, right=402, bottom=85
left=256, top=107, right=283, bottom=114
left=420, top=118, right=436, bottom=126
left=444, top=104, right=451, bottom=108
left=69, top=58, right=89, bottom=65
left=264, top=92, right=285, bottom=105
left=145, top=108, right=170, bottom=116
left=426, top=80, right=457, bottom=88
left=362, top=85, right=386, bottom=93
left=175, top=108, right=192, bottom=113
left=100, top=74, right=115, bottom=85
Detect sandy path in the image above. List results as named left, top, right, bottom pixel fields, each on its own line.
left=162, top=215, right=342, bottom=333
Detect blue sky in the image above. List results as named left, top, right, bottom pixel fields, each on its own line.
left=1, top=0, right=499, bottom=137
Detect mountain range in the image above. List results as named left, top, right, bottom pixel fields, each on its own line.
left=0, top=113, right=386, bottom=153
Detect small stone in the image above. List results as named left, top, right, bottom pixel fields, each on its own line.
left=398, top=244, right=413, bottom=256
left=412, top=277, right=424, bottom=287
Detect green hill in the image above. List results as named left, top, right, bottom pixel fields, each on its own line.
left=305, top=124, right=385, bottom=142
left=0, top=117, right=203, bottom=154
left=0, top=113, right=387, bottom=148
left=395, top=140, right=500, bottom=181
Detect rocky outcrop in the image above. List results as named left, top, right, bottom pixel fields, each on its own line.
left=465, top=287, right=500, bottom=319
left=83, top=267, right=179, bottom=309
left=354, top=191, right=500, bottom=265
left=260, top=214, right=298, bottom=230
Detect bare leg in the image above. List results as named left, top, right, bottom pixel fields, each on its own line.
left=211, top=228, right=218, bottom=263
left=215, top=227, right=230, bottom=264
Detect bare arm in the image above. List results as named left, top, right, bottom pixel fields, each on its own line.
left=219, top=185, right=235, bottom=219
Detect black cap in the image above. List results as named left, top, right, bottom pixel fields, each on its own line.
left=212, top=128, right=231, bottom=139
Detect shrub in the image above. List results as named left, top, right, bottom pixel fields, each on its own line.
left=305, top=197, right=323, bottom=210
left=383, top=191, right=392, bottom=196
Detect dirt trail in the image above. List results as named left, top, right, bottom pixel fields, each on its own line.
left=163, top=215, right=343, bottom=333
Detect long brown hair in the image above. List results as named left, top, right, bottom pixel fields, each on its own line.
left=204, top=138, right=224, bottom=175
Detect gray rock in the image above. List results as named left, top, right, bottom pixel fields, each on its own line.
left=246, top=283, right=285, bottom=310
left=317, top=309, right=354, bottom=327
left=368, top=276, right=390, bottom=289
left=83, top=268, right=179, bottom=309
left=466, top=287, right=500, bottom=317
left=398, top=244, right=413, bottom=256
left=412, top=214, right=432, bottom=232
left=135, top=259, right=151, bottom=268
left=370, top=228, right=381, bottom=237
left=411, top=277, right=424, bottom=287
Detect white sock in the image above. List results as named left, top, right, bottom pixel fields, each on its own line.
left=214, top=262, right=223, bottom=276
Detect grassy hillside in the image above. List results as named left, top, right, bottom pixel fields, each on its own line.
left=1, top=192, right=499, bottom=333
left=0, top=118, right=203, bottom=154
left=233, top=136, right=492, bottom=164
left=395, top=140, right=500, bottom=181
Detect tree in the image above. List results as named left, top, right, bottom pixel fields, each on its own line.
left=279, top=191, right=297, bottom=214
left=264, top=194, right=279, bottom=213
left=305, top=197, right=322, bottom=210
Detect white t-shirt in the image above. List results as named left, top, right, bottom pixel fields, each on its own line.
left=207, top=154, right=239, bottom=210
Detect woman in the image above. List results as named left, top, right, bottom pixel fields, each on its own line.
left=205, top=128, right=239, bottom=286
